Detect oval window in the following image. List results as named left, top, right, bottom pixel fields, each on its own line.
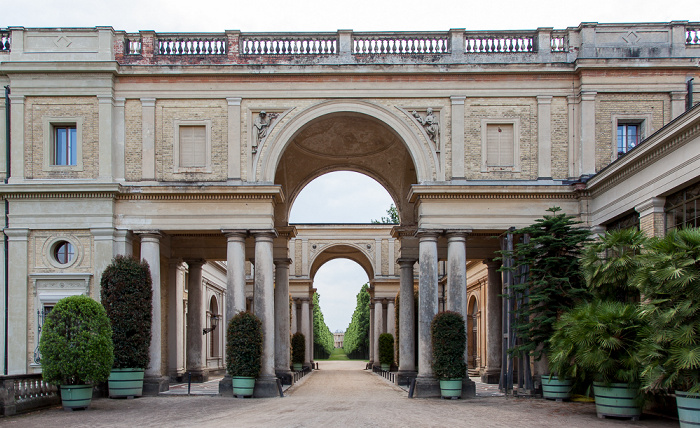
left=53, top=241, right=75, bottom=265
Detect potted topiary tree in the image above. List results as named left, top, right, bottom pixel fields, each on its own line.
left=634, top=228, right=700, bottom=427
left=431, top=311, right=466, bottom=399
left=226, top=311, right=263, bottom=398
left=39, top=295, right=114, bottom=410
left=291, top=332, right=305, bottom=371
left=100, top=255, right=152, bottom=398
left=378, top=333, right=394, bottom=371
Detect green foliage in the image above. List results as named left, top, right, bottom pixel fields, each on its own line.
left=431, top=311, right=467, bottom=380
left=343, top=284, right=371, bottom=359
left=39, top=295, right=114, bottom=385
left=581, top=228, right=647, bottom=301
left=291, top=332, right=306, bottom=365
left=312, top=293, right=334, bottom=359
left=226, top=311, right=263, bottom=378
left=634, top=228, right=700, bottom=393
left=378, top=333, right=395, bottom=366
left=371, top=204, right=399, bottom=224
left=503, top=207, right=592, bottom=361
left=549, top=300, right=645, bottom=386
left=100, top=255, right=152, bottom=369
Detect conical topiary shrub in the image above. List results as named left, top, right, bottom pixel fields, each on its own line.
left=431, top=311, right=466, bottom=398
left=101, top=255, right=152, bottom=398
left=226, top=311, right=263, bottom=397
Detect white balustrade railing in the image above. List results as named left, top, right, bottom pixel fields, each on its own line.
left=465, top=33, right=535, bottom=53
left=157, top=37, right=227, bottom=55
left=240, top=35, right=337, bottom=55
left=125, top=37, right=142, bottom=55
left=0, top=31, right=9, bottom=52
left=688, top=28, right=700, bottom=45
left=550, top=32, right=568, bottom=52
left=353, top=33, right=450, bottom=54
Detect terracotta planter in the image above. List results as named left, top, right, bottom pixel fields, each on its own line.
left=439, top=379, right=462, bottom=399
left=60, top=384, right=93, bottom=410
left=108, top=368, right=144, bottom=398
left=592, top=382, right=641, bottom=420
left=231, top=376, right=256, bottom=398
left=676, top=391, right=700, bottom=428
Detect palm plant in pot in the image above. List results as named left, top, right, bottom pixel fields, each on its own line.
left=378, top=333, right=394, bottom=371
left=226, top=311, right=263, bottom=397
left=291, top=332, right=306, bottom=371
left=39, top=295, right=114, bottom=410
left=550, top=229, right=648, bottom=420
left=100, top=255, right=152, bottom=398
left=634, top=228, right=700, bottom=427
left=431, top=311, right=466, bottom=399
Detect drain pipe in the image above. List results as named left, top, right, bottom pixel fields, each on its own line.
left=4, top=84, right=9, bottom=375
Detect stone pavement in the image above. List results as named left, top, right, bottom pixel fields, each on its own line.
left=3, top=361, right=678, bottom=427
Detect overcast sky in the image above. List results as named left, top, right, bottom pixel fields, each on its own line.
left=5, top=0, right=698, bottom=332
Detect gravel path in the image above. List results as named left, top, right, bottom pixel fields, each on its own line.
left=3, top=361, right=677, bottom=427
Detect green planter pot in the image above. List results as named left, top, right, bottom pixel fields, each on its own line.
left=541, top=376, right=572, bottom=401
left=231, top=376, right=256, bottom=398
left=439, top=379, right=462, bottom=399
left=380, top=363, right=390, bottom=371
left=292, top=363, right=303, bottom=371
left=60, top=384, right=93, bottom=410
left=676, top=391, right=700, bottom=428
left=108, top=368, right=144, bottom=398
left=592, top=382, right=641, bottom=420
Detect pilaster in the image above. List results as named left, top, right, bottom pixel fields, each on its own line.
left=140, top=98, right=156, bottom=181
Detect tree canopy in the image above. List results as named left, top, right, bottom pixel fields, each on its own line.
left=343, top=283, right=371, bottom=359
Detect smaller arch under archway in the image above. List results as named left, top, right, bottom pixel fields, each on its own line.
left=467, top=295, right=480, bottom=370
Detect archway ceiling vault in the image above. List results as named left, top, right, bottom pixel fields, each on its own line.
left=274, top=114, right=418, bottom=226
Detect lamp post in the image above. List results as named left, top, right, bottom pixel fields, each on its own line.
left=203, top=313, right=220, bottom=335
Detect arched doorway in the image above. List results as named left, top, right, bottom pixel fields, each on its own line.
left=468, top=295, right=479, bottom=371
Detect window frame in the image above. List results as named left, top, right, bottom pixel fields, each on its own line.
left=43, top=117, right=84, bottom=172
left=480, top=118, right=520, bottom=172
left=611, top=113, right=653, bottom=160
left=173, top=119, right=212, bottom=174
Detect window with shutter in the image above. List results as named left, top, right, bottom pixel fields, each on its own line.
left=486, top=124, right=514, bottom=167
left=179, top=125, right=206, bottom=168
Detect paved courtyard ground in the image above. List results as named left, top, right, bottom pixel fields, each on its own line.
left=3, top=361, right=677, bottom=427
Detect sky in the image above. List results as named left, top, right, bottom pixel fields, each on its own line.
left=5, top=0, right=698, bottom=332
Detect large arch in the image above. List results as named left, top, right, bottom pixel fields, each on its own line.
left=308, top=243, right=375, bottom=281
left=262, top=101, right=428, bottom=227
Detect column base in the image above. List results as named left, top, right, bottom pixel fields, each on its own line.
left=481, top=369, right=501, bottom=384
left=396, top=370, right=417, bottom=386
left=142, top=375, right=169, bottom=395
left=185, top=369, right=209, bottom=383
left=275, top=369, right=293, bottom=385
left=254, top=375, right=280, bottom=398
left=413, top=377, right=441, bottom=398
left=219, top=375, right=232, bottom=396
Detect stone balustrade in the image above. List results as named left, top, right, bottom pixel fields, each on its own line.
left=125, top=36, right=142, bottom=55
left=0, top=374, right=59, bottom=416
left=240, top=34, right=337, bottom=55
left=464, top=32, right=535, bottom=53
left=0, top=31, right=9, bottom=51
left=157, top=35, right=227, bottom=55
left=550, top=31, right=568, bottom=52
left=689, top=28, right=700, bottom=45
left=353, top=33, right=450, bottom=54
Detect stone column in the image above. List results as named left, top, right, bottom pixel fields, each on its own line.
left=8, top=94, right=24, bottom=183
left=386, top=300, right=396, bottom=338
left=223, top=231, right=247, bottom=322
left=291, top=299, right=298, bottom=334
left=580, top=91, right=597, bottom=177
left=274, top=258, right=292, bottom=384
left=253, top=231, right=278, bottom=397
left=415, top=231, right=440, bottom=397
left=113, top=229, right=133, bottom=256
left=140, top=98, right=156, bottom=180
left=451, top=95, right=466, bottom=179
left=369, top=301, right=374, bottom=364
left=226, top=97, right=242, bottom=180
left=636, top=197, right=666, bottom=238
left=446, top=231, right=469, bottom=364
left=397, top=258, right=416, bottom=383
left=91, top=228, right=115, bottom=301
left=185, top=259, right=207, bottom=382
left=168, top=260, right=186, bottom=379
left=138, top=231, right=169, bottom=393
left=671, top=91, right=686, bottom=119
left=97, top=95, right=114, bottom=180
left=309, top=299, right=315, bottom=363
left=113, top=97, right=126, bottom=181
left=482, top=259, right=502, bottom=384
left=537, top=96, right=553, bottom=179
left=301, top=298, right=311, bottom=366
left=373, top=298, right=384, bottom=366
left=5, top=228, right=28, bottom=374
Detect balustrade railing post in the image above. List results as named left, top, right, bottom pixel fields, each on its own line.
left=338, top=29, right=352, bottom=58
left=449, top=28, right=464, bottom=59
left=536, top=27, right=551, bottom=60
left=139, top=31, right=156, bottom=59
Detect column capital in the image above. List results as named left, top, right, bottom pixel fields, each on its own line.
left=222, top=229, right=247, bottom=241
left=415, top=229, right=442, bottom=240
left=251, top=229, right=278, bottom=240
left=134, top=229, right=162, bottom=239
left=536, top=95, right=553, bottom=104
left=274, top=258, right=292, bottom=267
left=450, top=95, right=466, bottom=105
left=635, top=196, right=666, bottom=217
left=140, top=97, right=156, bottom=107
left=579, top=91, right=597, bottom=101
left=185, top=259, right=206, bottom=269
left=445, top=229, right=471, bottom=240
left=397, top=258, right=417, bottom=267
left=90, top=227, right=115, bottom=240
left=3, top=228, right=29, bottom=240
left=226, top=97, right=242, bottom=106
left=671, top=91, right=687, bottom=101
left=484, top=259, right=501, bottom=269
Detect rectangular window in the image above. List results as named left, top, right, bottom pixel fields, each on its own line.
left=486, top=124, right=514, bottom=167
left=54, top=125, right=77, bottom=166
left=617, top=123, right=640, bottom=157
left=179, top=125, right=207, bottom=168
left=665, top=181, right=700, bottom=233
